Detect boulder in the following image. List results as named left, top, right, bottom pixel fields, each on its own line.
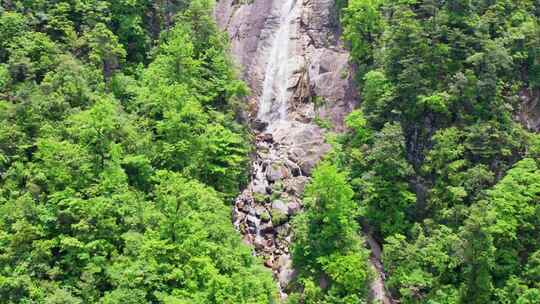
left=240, top=201, right=251, bottom=213
left=264, top=259, right=274, bottom=268
left=285, top=161, right=302, bottom=177
left=262, top=133, right=274, bottom=143
left=253, top=235, right=266, bottom=251
left=271, top=200, right=288, bottom=214
left=284, top=176, right=308, bottom=194
left=259, top=221, right=274, bottom=233
left=297, top=146, right=330, bottom=175
left=232, top=211, right=245, bottom=224
left=251, top=180, right=267, bottom=195
left=275, top=223, right=290, bottom=237
left=246, top=215, right=260, bottom=228
left=287, top=201, right=301, bottom=215
left=252, top=119, right=269, bottom=132
left=277, top=254, right=297, bottom=289
left=266, top=162, right=289, bottom=182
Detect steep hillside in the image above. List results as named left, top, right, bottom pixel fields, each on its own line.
left=216, top=0, right=540, bottom=303
left=0, top=0, right=539, bottom=303
left=339, top=0, right=540, bottom=303
left=215, top=0, right=388, bottom=302
left=0, top=1, right=277, bottom=303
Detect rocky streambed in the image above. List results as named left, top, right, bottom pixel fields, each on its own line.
left=233, top=120, right=329, bottom=293
left=215, top=0, right=393, bottom=301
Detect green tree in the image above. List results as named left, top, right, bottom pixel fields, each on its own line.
left=0, top=1, right=274, bottom=302
left=460, top=203, right=495, bottom=304
left=292, top=163, right=372, bottom=302
left=342, top=0, right=385, bottom=75
left=7, top=31, right=60, bottom=82
left=84, top=23, right=126, bottom=79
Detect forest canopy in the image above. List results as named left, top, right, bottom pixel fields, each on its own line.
left=337, top=0, right=540, bottom=303
left=0, top=0, right=539, bottom=303
left=0, top=0, right=277, bottom=303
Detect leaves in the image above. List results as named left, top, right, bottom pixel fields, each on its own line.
left=0, top=1, right=273, bottom=302
left=339, top=1, right=540, bottom=303
left=291, top=163, right=371, bottom=302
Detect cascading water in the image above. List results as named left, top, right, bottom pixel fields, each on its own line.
left=230, top=0, right=307, bottom=298
left=257, top=0, right=298, bottom=127
left=217, top=0, right=394, bottom=300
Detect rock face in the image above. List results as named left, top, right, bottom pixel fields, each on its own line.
left=215, top=0, right=357, bottom=297
left=215, top=0, right=357, bottom=131
left=519, top=88, right=540, bottom=132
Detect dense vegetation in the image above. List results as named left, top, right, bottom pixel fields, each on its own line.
left=287, top=163, right=372, bottom=303
left=2, top=0, right=539, bottom=303
left=0, top=1, right=277, bottom=303
left=337, top=0, right=540, bottom=303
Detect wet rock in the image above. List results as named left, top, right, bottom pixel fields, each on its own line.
left=271, top=200, right=288, bottom=214
left=240, top=202, right=251, bottom=213
left=259, top=221, right=274, bottom=233
left=236, top=195, right=252, bottom=213
left=246, top=215, right=260, bottom=228
left=215, top=0, right=357, bottom=129
left=252, top=119, right=269, bottom=132
left=233, top=211, right=246, bottom=224
left=237, top=199, right=246, bottom=210
left=287, top=201, right=301, bottom=215
left=262, top=133, right=274, bottom=143
left=266, top=162, right=289, bottom=182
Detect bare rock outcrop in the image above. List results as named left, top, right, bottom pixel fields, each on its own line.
left=215, top=0, right=357, bottom=131
left=232, top=122, right=329, bottom=294
left=519, top=88, right=540, bottom=132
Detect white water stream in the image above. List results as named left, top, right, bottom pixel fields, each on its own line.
left=257, top=0, right=298, bottom=127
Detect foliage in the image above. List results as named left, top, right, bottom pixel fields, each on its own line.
left=289, top=163, right=372, bottom=303
left=338, top=0, right=540, bottom=303
left=0, top=1, right=277, bottom=302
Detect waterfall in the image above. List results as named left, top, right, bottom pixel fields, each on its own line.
left=257, top=0, right=298, bottom=127
left=215, top=0, right=358, bottom=298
